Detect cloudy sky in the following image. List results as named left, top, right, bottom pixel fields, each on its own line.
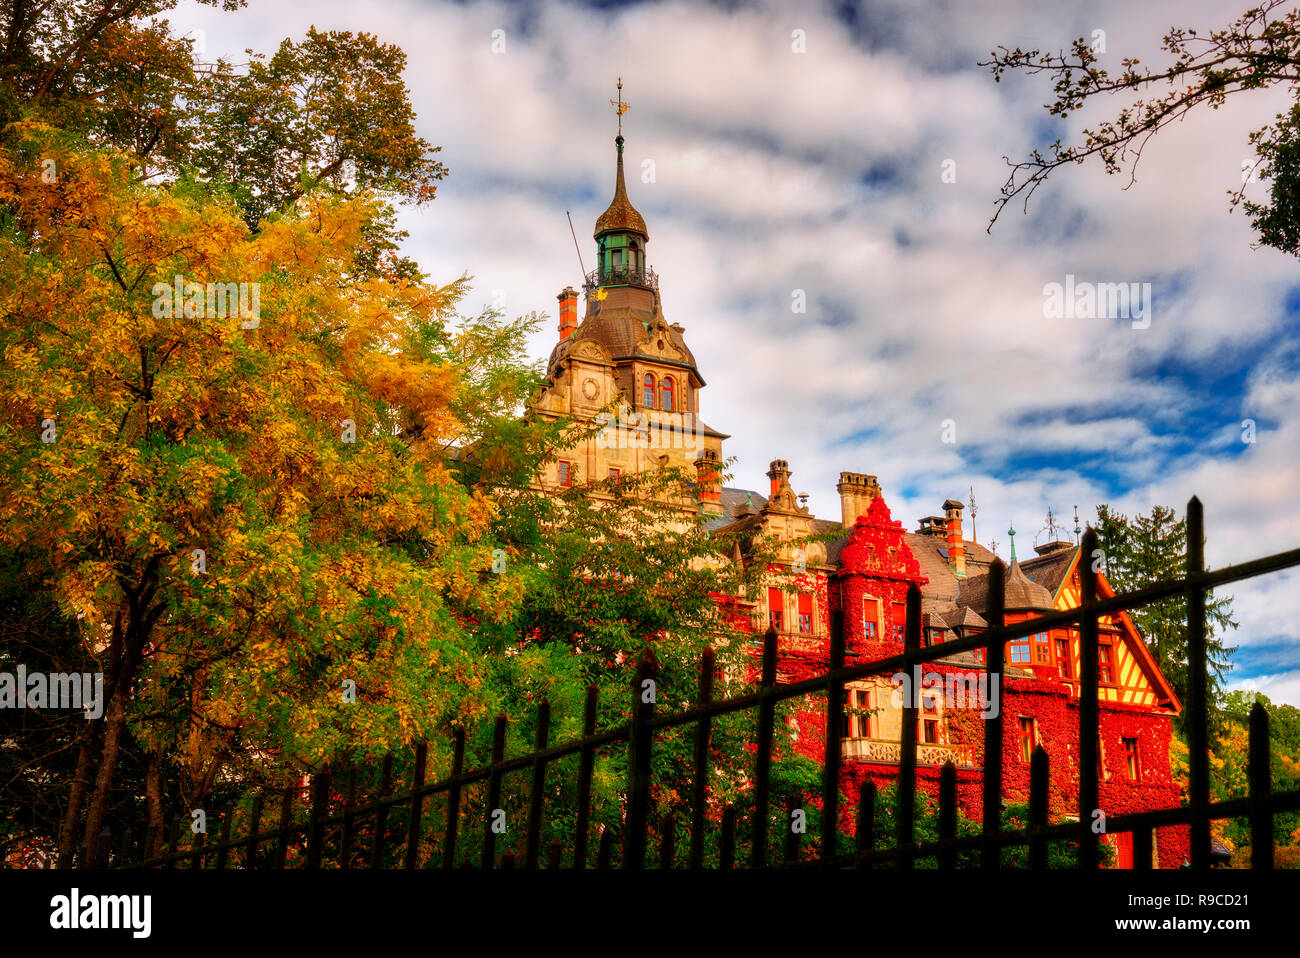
left=174, top=0, right=1300, bottom=705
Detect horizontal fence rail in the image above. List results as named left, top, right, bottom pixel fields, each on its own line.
left=67, top=497, right=1299, bottom=870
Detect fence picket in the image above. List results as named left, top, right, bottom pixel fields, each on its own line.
left=574, top=686, right=598, bottom=870
left=1029, top=745, right=1048, bottom=870
left=1078, top=529, right=1101, bottom=870
left=1185, top=498, right=1210, bottom=870
left=404, top=744, right=427, bottom=870
left=897, top=584, right=921, bottom=870
left=624, top=647, right=657, bottom=869
left=1249, top=700, right=1273, bottom=870
left=481, top=715, right=507, bottom=869
left=822, top=609, right=845, bottom=863
left=369, top=754, right=393, bottom=869
left=443, top=729, right=464, bottom=870
left=751, top=626, right=778, bottom=867
left=689, top=647, right=715, bottom=870
left=982, top=560, right=1005, bottom=870
left=856, top=779, right=875, bottom=870
left=939, top=761, right=956, bottom=870
left=308, top=766, right=330, bottom=870
left=525, top=701, right=550, bottom=869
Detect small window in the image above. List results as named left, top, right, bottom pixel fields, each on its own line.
left=1055, top=638, right=1072, bottom=678
left=863, top=597, right=879, bottom=639
left=558, top=461, right=572, bottom=487
left=1018, top=717, right=1036, bottom=763
left=797, top=592, right=813, bottom=634
left=892, top=601, right=906, bottom=641
left=919, top=695, right=941, bottom=744
left=1098, top=644, right=1115, bottom=684
left=661, top=376, right=675, bottom=413
left=1033, top=632, right=1051, bottom=664
left=1123, top=737, right=1140, bottom=781
left=768, top=588, right=784, bottom=632
left=1009, top=638, right=1031, bottom=664
left=643, top=373, right=656, bottom=408
left=844, top=689, right=874, bottom=739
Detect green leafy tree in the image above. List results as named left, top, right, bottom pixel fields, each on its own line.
left=984, top=0, right=1300, bottom=257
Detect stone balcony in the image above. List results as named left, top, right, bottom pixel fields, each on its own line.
left=842, top=737, right=978, bottom=769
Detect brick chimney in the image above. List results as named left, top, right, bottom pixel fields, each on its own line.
left=767, top=459, right=790, bottom=497
left=557, top=286, right=579, bottom=340
left=836, top=472, right=880, bottom=527
left=695, top=449, right=722, bottom=513
left=943, top=498, right=965, bottom=576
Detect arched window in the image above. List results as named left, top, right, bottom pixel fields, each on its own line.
left=661, top=376, right=674, bottom=412
left=643, top=373, right=656, bottom=408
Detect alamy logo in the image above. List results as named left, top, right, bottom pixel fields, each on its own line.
left=0, top=666, right=102, bottom=719
left=1042, top=274, right=1151, bottom=329
left=152, top=274, right=260, bottom=329
left=891, top=665, right=1000, bottom=718
left=49, top=888, right=151, bottom=938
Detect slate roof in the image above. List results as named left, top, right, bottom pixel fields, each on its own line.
left=957, top=558, right=1055, bottom=613
left=1017, top=544, right=1079, bottom=599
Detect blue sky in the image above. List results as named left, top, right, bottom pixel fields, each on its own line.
left=174, top=0, right=1300, bottom=705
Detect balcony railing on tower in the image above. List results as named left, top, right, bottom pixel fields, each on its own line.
left=585, top=264, right=658, bottom=291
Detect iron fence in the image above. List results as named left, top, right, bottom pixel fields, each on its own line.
left=72, top=497, right=1300, bottom=870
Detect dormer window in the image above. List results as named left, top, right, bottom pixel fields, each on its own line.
left=661, top=376, right=675, bottom=412
left=643, top=373, right=656, bottom=408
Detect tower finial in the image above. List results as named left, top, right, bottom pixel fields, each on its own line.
left=1073, top=504, right=1082, bottom=543
left=610, top=77, right=628, bottom=136
left=1008, top=520, right=1017, bottom=563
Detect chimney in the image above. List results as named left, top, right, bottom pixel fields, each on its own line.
left=836, top=472, right=880, bottom=528
left=557, top=286, right=579, bottom=340
left=695, top=449, right=722, bottom=512
left=943, top=498, right=965, bottom=577
left=767, top=459, right=790, bottom=497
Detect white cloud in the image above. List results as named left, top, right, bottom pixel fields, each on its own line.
left=170, top=0, right=1300, bottom=702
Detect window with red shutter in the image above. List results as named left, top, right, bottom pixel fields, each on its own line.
left=797, top=592, right=813, bottom=634
left=862, top=597, right=879, bottom=639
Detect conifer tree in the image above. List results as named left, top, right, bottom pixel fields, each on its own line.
left=1094, top=505, right=1237, bottom=721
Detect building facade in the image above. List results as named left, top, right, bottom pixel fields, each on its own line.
left=533, top=124, right=1191, bottom=868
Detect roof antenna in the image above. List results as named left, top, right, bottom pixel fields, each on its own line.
left=565, top=210, right=587, bottom=280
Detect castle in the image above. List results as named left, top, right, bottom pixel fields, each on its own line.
left=529, top=112, right=1192, bottom=868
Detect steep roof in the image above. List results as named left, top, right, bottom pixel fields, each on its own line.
left=956, top=557, right=1055, bottom=613
left=547, top=286, right=702, bottom=382
left=594, top=135, right=647, bottom=238
left=1018, top=544, right=1079, bottom=600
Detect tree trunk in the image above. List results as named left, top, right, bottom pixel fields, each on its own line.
left=80, top=671, right=132, bottom=865
left=145, top=749, right=165, bottom=860
left=55, top=726, right=98, bottom=868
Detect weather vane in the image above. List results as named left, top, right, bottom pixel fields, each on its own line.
left=610, top=77, right=629, bottom=135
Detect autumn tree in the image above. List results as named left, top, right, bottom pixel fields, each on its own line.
left=984, top=0, right=1300, bottom=256
left=0, top=119, right=527, bottom=865
left=2, top=3, right=442, bottom=278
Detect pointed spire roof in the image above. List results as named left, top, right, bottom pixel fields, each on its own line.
left=594, top=135, right=648, bottom=239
